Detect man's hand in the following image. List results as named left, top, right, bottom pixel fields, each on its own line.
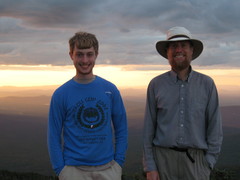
left=146, top=171, right=160, bottom=180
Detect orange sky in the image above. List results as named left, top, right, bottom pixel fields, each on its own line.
left=1, top=65, right=240, bottom=94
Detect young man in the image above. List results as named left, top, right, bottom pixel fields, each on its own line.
left=143, top=27, right=223, bottom=180
left=48, top=32, right=128, bottom=180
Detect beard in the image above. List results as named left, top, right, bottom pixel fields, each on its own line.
left=169, top=58, right=190, bottom=72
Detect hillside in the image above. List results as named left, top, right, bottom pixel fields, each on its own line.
left=0, top=87, right=240, bottom=179
left=0, top=106, right=240, bottom=178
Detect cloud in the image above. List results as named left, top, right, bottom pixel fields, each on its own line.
left=0, top=0, right=99, bottom=27
left=0, top=0, right=240, bottom=67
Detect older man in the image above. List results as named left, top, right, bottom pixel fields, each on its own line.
left=143, top=27, right=223, bottom=180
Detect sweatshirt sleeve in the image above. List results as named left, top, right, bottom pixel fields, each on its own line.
left=47, top=92, right=65, bottom=175
left=111, top=88, right=128, bottom=167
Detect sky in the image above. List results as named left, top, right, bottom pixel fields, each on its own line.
left=0, top=0, right=240, bottom=89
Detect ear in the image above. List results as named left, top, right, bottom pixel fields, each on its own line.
left=190, top=46, right=194, bottom=56
left=95, top=51, right=99, bottom=57
left=69, top=51, right=73, bottom=60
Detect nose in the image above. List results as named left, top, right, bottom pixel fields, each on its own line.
left=81, top=54, right=88, bottom=62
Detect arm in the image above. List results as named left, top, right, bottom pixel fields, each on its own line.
left=143, top=82, right=158, bottom=172
left=111, top=89, right=128, bottom=167
left=205, top=82, right=223, bottom=169
left=47, top=93, right=65, bottom=175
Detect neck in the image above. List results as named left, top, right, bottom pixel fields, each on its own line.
left=74, top=75, right=96, bottom=84
left=173, top=67, right=190, bottom=81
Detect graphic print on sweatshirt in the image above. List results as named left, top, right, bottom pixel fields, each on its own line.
left=72, top=96, right=109, bottom=134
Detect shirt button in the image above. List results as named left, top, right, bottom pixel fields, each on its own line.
left=181, top=97, right=184, bottom=101
left=180, top=124, right=184, bottom=127
left=181, top=84, right=184, bottom=87
left=180, top=110, right=184, bottom=114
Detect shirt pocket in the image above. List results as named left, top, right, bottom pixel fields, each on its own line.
left=190, top=95, right=208, bottom=126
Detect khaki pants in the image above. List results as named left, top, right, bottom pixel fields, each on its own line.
left=153, top=147, right=211, bottom=180
left=59, top=160, right=122, bottom=180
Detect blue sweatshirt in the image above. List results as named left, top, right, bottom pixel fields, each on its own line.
left=47, top=76, right=128, bottom=175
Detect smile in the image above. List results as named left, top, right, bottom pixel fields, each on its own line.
left=174, top=54, right=185, bottom=58
left=79, top=63, right=91, bottom=67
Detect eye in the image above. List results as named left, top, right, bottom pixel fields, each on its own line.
left=87, top=53, right=94, bottom=57
left=169, top=43, right=178, bottom=49
left=76, top=53, right=83, bottom=57
left=181, top=42, right=188, bottom=48
left=181, top=44, right=186, bottom=48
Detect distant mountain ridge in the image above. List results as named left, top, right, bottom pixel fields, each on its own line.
left=0, top=86, right=240, bottom=179
left=0, top=105, right=240, bottom=177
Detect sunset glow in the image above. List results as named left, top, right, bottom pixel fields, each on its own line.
left=1, top=65, right=240, bottom=93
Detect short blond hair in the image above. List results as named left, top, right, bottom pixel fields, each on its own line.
left=69, top=32, right=99, bottom=54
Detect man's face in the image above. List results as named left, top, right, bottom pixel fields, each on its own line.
left=69, top=46, right=98, bottom=77
left=167, top=41, right=193, bottom=72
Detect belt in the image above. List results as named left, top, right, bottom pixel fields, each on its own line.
left=169, top=147, right=195, bottom=163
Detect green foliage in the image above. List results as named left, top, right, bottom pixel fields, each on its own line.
left=122, top=168, right=238, bottom=180
left=0, top=170, right=57, bottom=180
left=122, top=173, right=146, bottom=180
left=211, top=168, right=236, bottom=180
left=0, top=168, right=238, bottom=180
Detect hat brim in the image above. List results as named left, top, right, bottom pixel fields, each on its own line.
left=156, top=38, right=203, bottom=60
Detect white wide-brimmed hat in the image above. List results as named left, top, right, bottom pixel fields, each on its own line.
left=156, top=26, right=203, bottom=60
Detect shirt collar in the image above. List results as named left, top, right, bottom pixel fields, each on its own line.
left=169, top=66, right=193, bottom=83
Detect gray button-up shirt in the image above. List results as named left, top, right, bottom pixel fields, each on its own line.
left=143, top=68, right=223, bottom=171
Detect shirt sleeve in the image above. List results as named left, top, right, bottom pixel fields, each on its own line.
left=47, top=92, right=65, bottom=175
left=205, top=81, right=223, bottom=169
left=143, top=81, right=158, bottom=172
left=111, top=88, right=128, bottom=167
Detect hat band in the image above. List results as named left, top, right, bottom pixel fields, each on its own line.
left=168, top=35, right=190, bottom=40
